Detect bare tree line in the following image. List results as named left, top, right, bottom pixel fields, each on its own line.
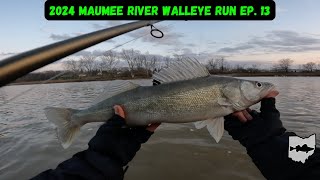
left=205, top=57, right=320, bottom=73
left=64, top=51, right=120, bottom=76
left=64, top=50, right=320, bottom=79
left=302, top=62, right=317, bottom=72
left=16, top=55, right=320, bottom=83
left=64, top=49, right=174, bottom=78
left=205, top=56, right=263, bottom=73
left=272, top=58, right=320, bottom=73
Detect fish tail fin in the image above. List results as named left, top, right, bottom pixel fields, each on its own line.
left=44, top=107, right=80, bottom=149
left=290, top=147, right=295, bottom=151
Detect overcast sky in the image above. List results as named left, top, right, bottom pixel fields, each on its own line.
left=1, top=0, right=320, bottom=71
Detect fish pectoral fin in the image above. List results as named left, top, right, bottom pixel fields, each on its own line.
left=194, top=119, right=211, bottom=129
left=207, top=117, right=225, bottom=143
left=217, top=98, right=233, bottom=106
left=194, top=117, right=225, bottom=143
left=92, top=80, right=140, bottom=104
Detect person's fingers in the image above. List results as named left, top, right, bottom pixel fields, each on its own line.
left=113, top=105, right=160, bottom=132
left=265, top=90, right=279, bottom=98
left=146, top=123, right=161, bottom=132
left=113, top=105, right=126, bottom=119
left=232, top=111, right=247, bottom=123
left=242, top=110, right=253, bottom=121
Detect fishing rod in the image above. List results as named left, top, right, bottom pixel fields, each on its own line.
left=0, top=20, right=162, bottom=87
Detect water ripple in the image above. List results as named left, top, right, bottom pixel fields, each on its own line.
left=0, top=77, right=319, bottom=180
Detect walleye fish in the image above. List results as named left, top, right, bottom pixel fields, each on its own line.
left=45, top=59, right=275, bottom=148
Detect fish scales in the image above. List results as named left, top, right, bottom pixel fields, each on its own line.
left=44, top=59, right=275, bottom=148
left=111, top=78, right=226, bottom=124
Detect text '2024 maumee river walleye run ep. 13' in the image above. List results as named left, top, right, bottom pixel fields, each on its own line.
left=45, top=0, right=276, bottom=20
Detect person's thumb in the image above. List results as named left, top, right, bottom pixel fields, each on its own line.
left=113, top=105, right=126, bottom=119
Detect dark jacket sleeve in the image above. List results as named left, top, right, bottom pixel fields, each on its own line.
left=31, top=115, right=153, bottom=180
left=224, top=98, right=320, bottom=180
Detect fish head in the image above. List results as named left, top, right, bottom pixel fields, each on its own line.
left=239, top=80, right=276, bottom=105
left=220, top=78, right=276, bottom=111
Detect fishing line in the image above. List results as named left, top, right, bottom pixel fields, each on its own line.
left=0, top=71, right=67, bottom=108
left=1, top=21, right=175, bottom=108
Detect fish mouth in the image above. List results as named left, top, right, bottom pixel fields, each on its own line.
left=268, top=84, right=276, bottom=92
left=262, top=83, right=277, bottom=98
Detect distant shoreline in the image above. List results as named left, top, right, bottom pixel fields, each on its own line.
left=10, top=76, right=150, bottom=86
left=226, top=72, right=320, bottom=77
left=9, top=72, right=320, bottom=86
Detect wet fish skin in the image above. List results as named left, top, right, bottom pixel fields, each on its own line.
left=48, top=76, right=273, bottom=146
left=44, top=61, right=275, bottom=148
left=77, top=76, right=274, bottom=126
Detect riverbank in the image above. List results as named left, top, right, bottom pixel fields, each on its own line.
left=9, top=72, right=320, bottom=86
left=227, top=72, right=320, bottom=77
left=10, top=75, right=150, bottom=86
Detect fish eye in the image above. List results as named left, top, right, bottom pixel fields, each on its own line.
left=256, top=82, right=262, bottom=88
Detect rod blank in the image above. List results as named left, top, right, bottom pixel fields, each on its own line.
left=0, top=20, right=162, bottom=87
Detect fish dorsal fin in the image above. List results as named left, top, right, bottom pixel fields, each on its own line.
left=153, top=58, right=210, bottom=84
left=194, top=117, right=225, bottom=143
left=92, top=80, right=140, bottom=104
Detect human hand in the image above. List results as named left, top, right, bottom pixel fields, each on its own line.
left=113, top=105, right=161, bottom=132
left=88, top=105, right=159, bottom=167
left=230, top=90, right=280, bottom=123
left=224, top=97, right=285, bottom=150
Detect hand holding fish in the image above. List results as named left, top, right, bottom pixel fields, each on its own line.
left=45, top=59, right=277, bottom=148
left=114, top=105, right=161, bottom=132
left=224, top=90, right=284, bottom=150
left=230, top=90, right=279, bottom=123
